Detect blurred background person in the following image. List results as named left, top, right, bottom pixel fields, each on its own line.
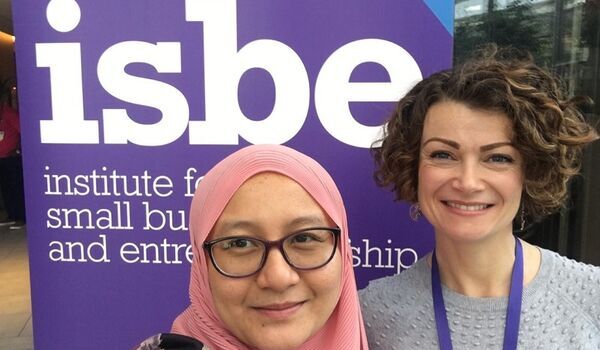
left=0, top=76, right=25, bottom=229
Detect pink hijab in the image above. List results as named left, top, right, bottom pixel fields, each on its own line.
left=172, top=144, right=368, bottom=349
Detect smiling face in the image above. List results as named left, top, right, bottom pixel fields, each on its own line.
left=418, top=100, right=524, bottom=244
left=207, top=172, right=342, bottom=350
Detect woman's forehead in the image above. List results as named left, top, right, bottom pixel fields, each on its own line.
left=422, top=101, right=513, bottom=141
left=208, top=172, right=333, bottom=238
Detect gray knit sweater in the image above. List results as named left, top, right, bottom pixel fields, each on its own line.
left=359, top=248, right=600, bottom=349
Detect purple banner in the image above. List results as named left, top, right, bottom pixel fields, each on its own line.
left=13, top=0, right=453, bottom=348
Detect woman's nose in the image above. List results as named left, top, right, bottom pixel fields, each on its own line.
left=255, top=248, right=300, bottom=291
left=452, top=160, right=485, bottom=193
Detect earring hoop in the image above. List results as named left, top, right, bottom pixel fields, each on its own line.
left=409, top=203, right=421, bottom=221
left=520, top=207, right=526, bottom=231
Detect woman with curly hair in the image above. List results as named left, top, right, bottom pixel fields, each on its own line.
left=360, top=46, right=600, bottom=349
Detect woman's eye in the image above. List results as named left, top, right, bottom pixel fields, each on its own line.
left=289, top=231, right=328, bottom=245
left=222, top=238, right=256, bottom=250
left=430, top=151, right=453, bottom=160
left=290, top=233, right=315, bottom=244
left=488, top=154, right=514, bottom=163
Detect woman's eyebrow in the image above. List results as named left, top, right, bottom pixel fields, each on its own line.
left=480, top=142, right=514, bottom=152
left=422, top=137, right=459, bottom=149
left=422, top=138, right=513, bottom=152
left=213, top=220, right=258, bottom=236
left=287, top=215, right=328, bottom=228
left=213, top=215, right=327, bottom=237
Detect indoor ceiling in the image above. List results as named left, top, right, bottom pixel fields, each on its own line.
left=0, top=0, right=12, bottom=35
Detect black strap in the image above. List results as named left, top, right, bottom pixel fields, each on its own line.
left=159, top=333, right=205, bottom=350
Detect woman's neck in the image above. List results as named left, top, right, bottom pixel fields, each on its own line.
left=430, top=231, right=540, bottom=298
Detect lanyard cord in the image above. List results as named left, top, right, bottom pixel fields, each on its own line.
left=431, top=237, right=524, bottom=350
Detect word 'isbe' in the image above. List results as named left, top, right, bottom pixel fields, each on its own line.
left=37, top=0, right=422, bottom=147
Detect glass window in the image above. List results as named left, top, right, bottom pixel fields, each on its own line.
left=454, top=0, right=600, bottom=265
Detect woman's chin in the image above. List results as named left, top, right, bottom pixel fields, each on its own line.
left=436, top=225, right=496, bottom=244
left=244, top=336, right=305, bottom=350
left=238, top=323, right=315, bottom=350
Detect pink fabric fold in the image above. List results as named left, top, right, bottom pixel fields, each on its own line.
left=172, top=144, right=368, bottom=350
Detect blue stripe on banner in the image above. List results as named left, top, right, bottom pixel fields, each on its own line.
left=422, top=0, right=454, bottom=36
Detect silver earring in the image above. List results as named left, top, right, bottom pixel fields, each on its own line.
left=520, top=207, right=526, bottom=231
left=409, top=203, right=422, bottom=221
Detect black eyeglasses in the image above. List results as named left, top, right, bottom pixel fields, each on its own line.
left=203, top=227, right=340, bottom=278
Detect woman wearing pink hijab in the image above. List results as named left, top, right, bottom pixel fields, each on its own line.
left=135, top=144, right=368, bottom=350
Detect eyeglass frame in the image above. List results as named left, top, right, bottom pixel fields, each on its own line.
left=203, top=227, right=341, bottom=278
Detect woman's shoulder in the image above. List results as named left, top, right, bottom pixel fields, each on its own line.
left=539, top=247, right=600, bottom=286
left=360, top=255, right=429, bottom=292
left=359, top=257, right=434, bottom=348
left=537, top=248, right=600, bottom=321
left=133, top=333, right=206, bottom=350
left=359, top=256, right=430, bottom=310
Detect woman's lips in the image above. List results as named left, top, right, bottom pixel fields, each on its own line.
left=253, top=301, right=306, bottom=320
left=443, top=200, right=493, bottom=215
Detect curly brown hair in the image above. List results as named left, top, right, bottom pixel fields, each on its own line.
left=373, top=46, right=599, bottom=221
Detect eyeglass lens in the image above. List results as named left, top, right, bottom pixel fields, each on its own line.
left=210, top=228, right=337, bottom=277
